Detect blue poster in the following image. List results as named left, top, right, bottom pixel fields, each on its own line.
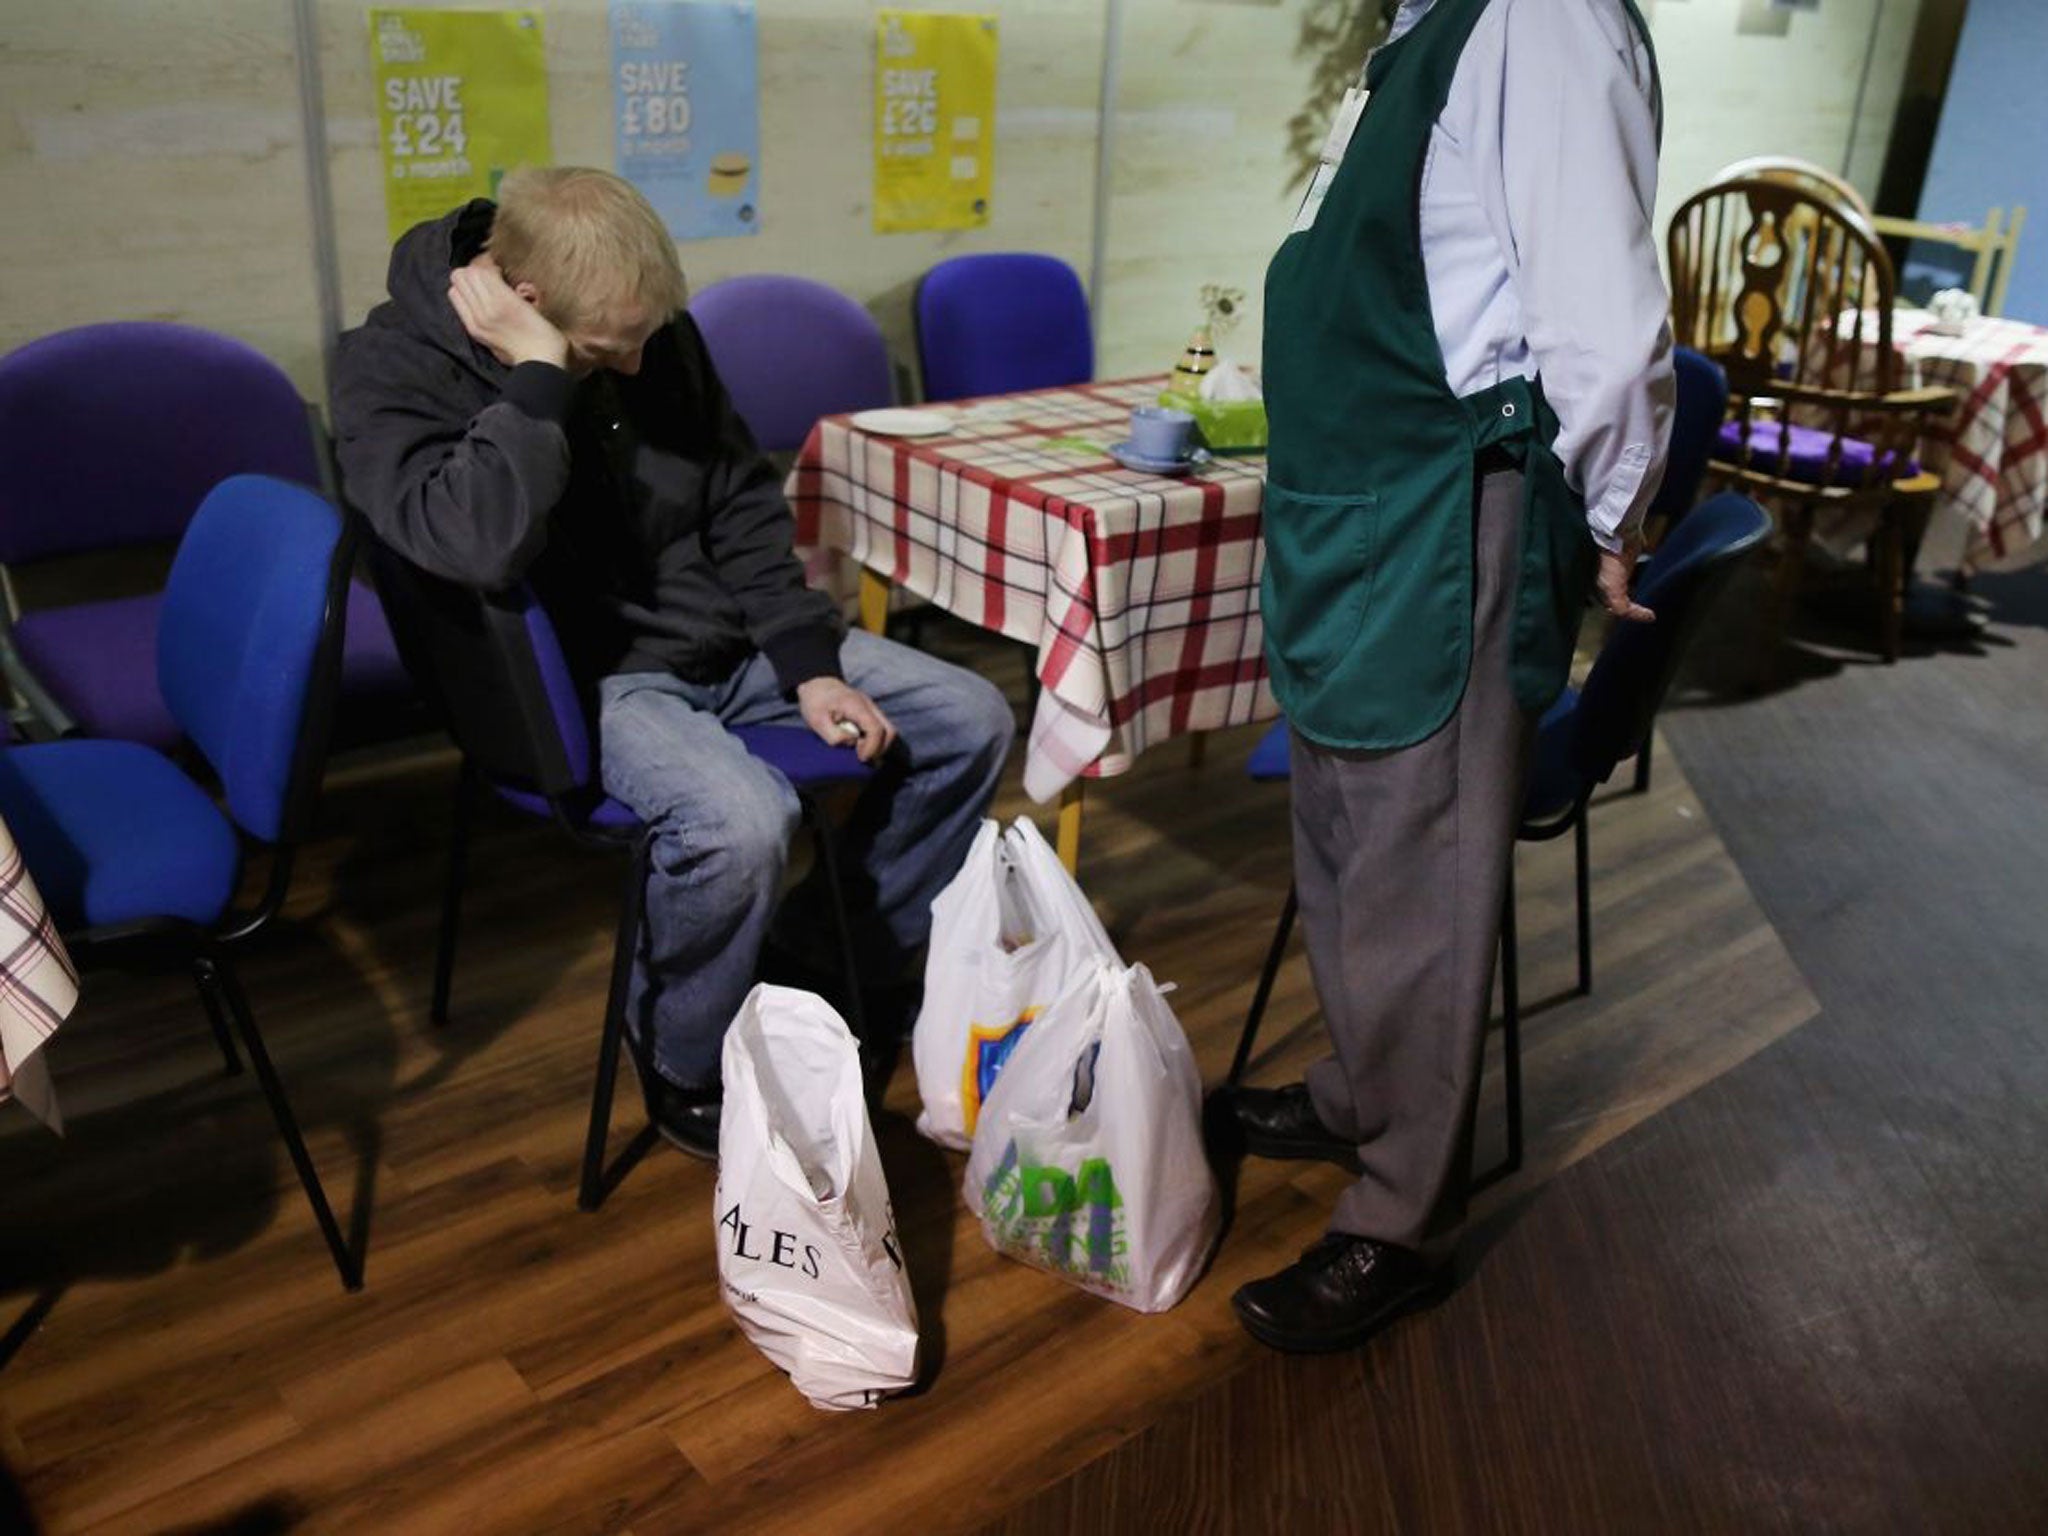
left=612, top=0, right=760, bottom=241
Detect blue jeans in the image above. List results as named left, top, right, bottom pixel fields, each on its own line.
left=598, top=630, right=1013, bottom=1089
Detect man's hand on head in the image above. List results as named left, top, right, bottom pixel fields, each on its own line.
left=797, top=677, right=896, bottom=765
left=448, top=258, right=570, bottom=371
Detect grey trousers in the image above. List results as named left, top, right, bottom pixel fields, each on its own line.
left=1290, top=465, right=1534, bottom=1254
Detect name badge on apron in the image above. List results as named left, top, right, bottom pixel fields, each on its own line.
left=1291, top=83, right=1370, bottom=235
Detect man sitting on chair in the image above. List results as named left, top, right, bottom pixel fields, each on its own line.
left=333, top=166, right=1013, bottom=1157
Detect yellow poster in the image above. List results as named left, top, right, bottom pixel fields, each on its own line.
left=371, top=9, right=552, bottom=243
left=873, top=12, right=997, bottom=234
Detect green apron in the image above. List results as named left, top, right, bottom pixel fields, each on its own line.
left=1260, top=0, right=1655, bottom=750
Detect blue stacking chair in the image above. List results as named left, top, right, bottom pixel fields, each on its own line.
left=0, top=476, right=361, bottom=1288
left=1632, top=345, right=1731, bottom=792
left=365, top=546, right=876, bottom=1210
left=914, top=253, right=1094, bottom=402
left=1654, top=348, right=1732, bottom=532
left=1230, top=493, right=1773, bottom=1177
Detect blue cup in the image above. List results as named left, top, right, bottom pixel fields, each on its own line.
left=1129, top=405, right=1197, bottom=463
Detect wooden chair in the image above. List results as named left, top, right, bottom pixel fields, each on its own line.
left=1870, top=207, right=2028, bottom=317
left=1667, top=175, right=1955, bottom=665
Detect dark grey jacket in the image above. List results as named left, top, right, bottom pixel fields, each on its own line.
left=332, top=200, right=843, bottom=694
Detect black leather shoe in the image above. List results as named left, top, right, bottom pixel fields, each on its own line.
left=1232, top=1235, right=1452, bottom=1353
left=1233, top=1083, right=1359, bottom=1168
left=637, top=1068, right=721, bottom=1162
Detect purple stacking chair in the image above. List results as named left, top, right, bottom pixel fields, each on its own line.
left=688, top=276, right=894, bottom=453
left=1228, top=494, right=1773, bottom=1183
left=0, top=322, right=413, bottom=748
left=915, top=253, right=1094, bottom=402
left=365, top=540, right=876, bottom=1209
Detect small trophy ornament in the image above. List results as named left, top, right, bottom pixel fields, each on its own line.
left=1170, top=284, right=1246, bottom=395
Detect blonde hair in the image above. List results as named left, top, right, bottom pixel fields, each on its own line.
left=488, top=166, right=687, bottom=330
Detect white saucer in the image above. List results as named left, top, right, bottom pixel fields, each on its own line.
left=1109, top=440, right=1213, bottom=476
left=850, top=408, right=954, bottom=438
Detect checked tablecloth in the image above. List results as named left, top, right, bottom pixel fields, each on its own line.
left=0, top=815, right=78, bottom=1130
left=789, top=377, right=1278, bottom=803
left=1889, top=310, right=2048, bottom=571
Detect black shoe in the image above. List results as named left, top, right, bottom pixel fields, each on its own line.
left=633, top=1062, right=720, bottom=1162
left=1231, top=1235, right=1452, bottom=1353
left=1232, top=1083, right=1359, bottom=1168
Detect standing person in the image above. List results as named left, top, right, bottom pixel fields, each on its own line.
left=1232, top=0, right=1673, bottom=1351
left=333, top=168, right=1014, bottom=1159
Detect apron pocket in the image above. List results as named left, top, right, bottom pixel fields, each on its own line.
left=1259, top=483, right=1381, bottom=681
left=1510, top=446, right=1597, bottom=715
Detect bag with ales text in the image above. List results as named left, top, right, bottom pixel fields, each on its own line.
left=716, top=985, right=919, bottom=1410
left=912, top=817, right=1120, bottom=1151
left=963, top=959, right=1220, bottom=1313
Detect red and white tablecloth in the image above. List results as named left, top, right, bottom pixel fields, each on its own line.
left=1891, top=310, right=2048, bottom=570
left=789, top=377, right=1276, bottom=802
left=0, top=816, right=78, bottom=1131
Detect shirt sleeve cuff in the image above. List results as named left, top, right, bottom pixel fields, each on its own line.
left=502, top=361, right=575, bottom=424
left=1585, top=444, right=1655, bottom=553
left=762, top=625, right=845, bottom=695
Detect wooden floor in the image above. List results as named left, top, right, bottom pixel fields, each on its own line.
left=0, top=633, right=1816, bottom=1534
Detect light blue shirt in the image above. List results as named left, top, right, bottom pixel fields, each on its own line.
left=1389, top=0, right=1674, bottom=550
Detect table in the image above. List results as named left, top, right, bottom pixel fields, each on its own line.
left=1889, top=309, right=2048, bottom=571
left=789, top=377, right=1277, bottom=868
left=0, top=814, right=78, bottom=1130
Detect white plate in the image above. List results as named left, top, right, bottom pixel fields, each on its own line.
left=849, top=408, right=954, bottom=438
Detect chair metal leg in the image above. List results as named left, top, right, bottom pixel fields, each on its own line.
left=1574, top=810, right=1593, bottom=998
left=1632, top=734, right=1654, bottom=795
left=581, top=834, right=652, bottom=1213
left=1228, top=885, right=1298, bottom=1087
left=1499, top=864, right=1523, bottom=1177
left=210, top=952, right=361, bottom=1291
left=807, top=799, right=868, bottom=1044
left=192, top=956, right=244, bottom=1076
left=431, top=763, right=475, bottom=1026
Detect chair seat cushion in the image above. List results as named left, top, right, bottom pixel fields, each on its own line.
left=729, top=725, right=878, bottom=791
left=0, top=740, right=241, bottom=930
left=491, top=783, right=643, bottom=833
left=1521, top=688, right=1583, bottom=825
left=12, top=594, right=179, bottom=749
left=11, top=580, right=410, bottom=753
left=1716, top=419, right=1921, bottom=488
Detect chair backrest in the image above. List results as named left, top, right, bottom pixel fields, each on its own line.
left=915, top=253, right=1093, bottom=402
left=688, top=275, right=893, bottom=454
left=157, top=475, right=352, bottom=847
left=1669, top=177, right=1901, bottom=403
left=1570, top=493, right=1774, bottom=788
left=0, top=322, right=320, bottom=566
left=364, top=540, right=591, bottom=803
left=1711, top=156, right=1875, bottom=222
left=1649, top=347, right=1731, bottom=528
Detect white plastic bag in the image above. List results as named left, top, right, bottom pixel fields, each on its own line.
left=912, top=817, right=1120, bottom=1150
left=964, top=960, right=1221, bottom=1313
left=716, top=984, right=920, bottom=1411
